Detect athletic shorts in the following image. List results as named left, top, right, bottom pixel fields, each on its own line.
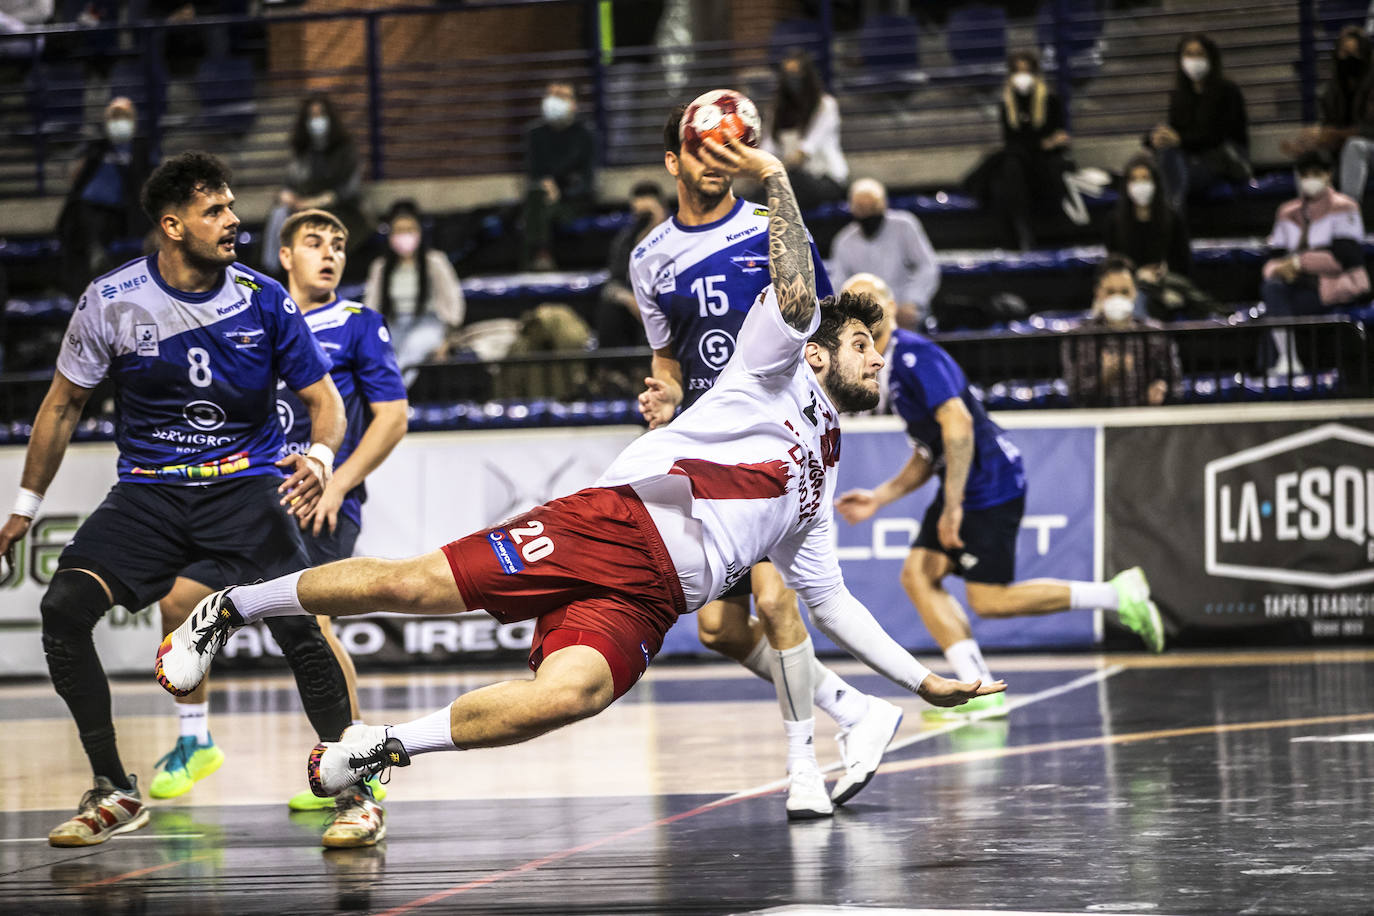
left=442, top=485, right=687, bottom=700
left=719, top=568, right=753, bottom=601
left=180, top=516, right=360, bottom=588
left=59, top=476, right=312, bottom=610
left=912, top=492, right=1025, bottom=585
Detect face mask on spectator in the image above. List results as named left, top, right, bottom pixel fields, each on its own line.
left=308, top=115, right=330, bottom=143
left=1298, top=175, right=1329, bottom=198
left=1127, top=180, right=1155, bottom=207
left=389, top=231, right=420, bottom=257
left=105, top=118, right=134, bottom=143
left=1180, top=56, right=1210, bottom=82
left=542, top=95, right=573, bottom=124
left=1100, top=294, right=1135, bottom=324
left=1010, top=72, right=1035, bottom=95
left=857, top=213, right=885, bottom=238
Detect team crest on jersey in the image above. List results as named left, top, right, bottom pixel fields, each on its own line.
left=699, top=328, right=736, bottom=370
left=223, top=327, right=265, bottom=349
left=233, top=275, right=262, bottom=293
left=729, top=251, right=766, bottom=274
left=135, top=323, right=158, bottom=356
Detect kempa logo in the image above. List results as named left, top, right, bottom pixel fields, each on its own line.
left=1205, top=423, right=1374, bottom=588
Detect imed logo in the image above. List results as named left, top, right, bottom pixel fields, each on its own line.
left=1205, top=424, right=1374, bottom=588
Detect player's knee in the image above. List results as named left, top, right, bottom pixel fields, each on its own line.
left=752, top=586, right=795, bottom=623
left=899, top=561, right=933, bottom=596
left=697, top=613, right=749, bottom=657
left=40, top=571, right=113, bottom=694
left=541, top=677, right=610, bottom=726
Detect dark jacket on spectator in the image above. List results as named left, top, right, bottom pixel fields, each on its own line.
left=1000, top=88, right=1065, bottom=159
left=1166, top=36, right=1248, bottom=154
left=525, top=119, right=596, bottom=202
left=59, top=135, right=154, bottom=233
left=1319, top=26, right=1372, bottom=129
left=1106, top=155, right=1192, bottom=276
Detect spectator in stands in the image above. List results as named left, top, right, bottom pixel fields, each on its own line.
left=1061, top=256, right=1181, bottom=407
left=56, top=96, right=154, bottom=296
left=522, top=80, right=597, bottom=271
left=1147, top=33, right=1251, bottom=214
left=979, top=50, right=1073, bottom=250
left=1283, top=25, right=1370, bottom=160
left=1105, top=152, right=1215, bottom=320
left=761, top=49, right=848, bottom=211
left=596, top=181, right=664, bottom=350
left=1262, top=150, right=1369, bottom=373
left=830, top=177, right=940, bottom=328
left=262, top=93, right=367, bottom=273
left=364, top=200, right=466, bottom=385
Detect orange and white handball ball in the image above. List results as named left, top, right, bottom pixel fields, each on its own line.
left=680, top=89, right=762, bottom=157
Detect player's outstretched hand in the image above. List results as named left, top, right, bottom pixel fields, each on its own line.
left=307, top=481, right=344, bottom=536
left=276, top=453, right=326, bottom=517
left=834, top=489, right=880, bottom=525
left=916, top=673, right=1007, bottom=708
left=0, top=514, right=31, bottom=581
left=697, top=136, right=785, bottom=184
left=638, top=376, right=678, bottom=430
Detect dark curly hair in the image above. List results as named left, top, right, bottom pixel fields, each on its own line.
left=140, top=151, right=232, bottom=222
left=663, top=103, right=688, bottom=155
left=809, top=290, right=885, bottom=353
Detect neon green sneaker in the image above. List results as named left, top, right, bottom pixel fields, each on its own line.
left=288, top=775, right=387, bottom=811
left=149, top=735, right=225, bottom=799
left=1110, top=566, right=1165, bottom=653
left=921, top=691, right=1009, bottom=722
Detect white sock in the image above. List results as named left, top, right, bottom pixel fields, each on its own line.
left=770, top=637, right=816, bottom=723
left=812, top=665, right=870, bottom=731
left=230, top=570, right=308, bottom=623
left=945, top=638, right=993, bottom=683
left=742, top=633, right=771, bottom=680
left=1069, top=581, right=1119, bottom=611
left=178, top=701, right=209, bottom=744
left=783, top=717, right=817, bottom=770
left=386, top=706, right=456, bottom=756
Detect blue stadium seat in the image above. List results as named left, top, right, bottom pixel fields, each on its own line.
left=196, top=56, right=257, bottom=133
left=769, top=19, right=826, bottom=66
left=1036, top=0, right=1104, bottom=78
left=946, top=5, right=1007, bottom=74
left=25, top=62, right=86, bottom=137
left=858, top=14, right=921, bottom=74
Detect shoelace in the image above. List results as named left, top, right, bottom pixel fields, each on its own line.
left=154, top=736, right=196, bottom=773
left=325, top=790, right=376, bottom=826
left=192, top=602, right=232, bottom=654
left=347, top=742, right=397, bottom=786
left=75, top=782, right=121, bottom=814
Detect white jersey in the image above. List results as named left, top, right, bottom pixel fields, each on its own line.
left=598, top=286, right=843, bottom=611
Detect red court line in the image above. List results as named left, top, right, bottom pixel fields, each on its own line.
left=75, top=853, right=208, bottom=889
left=371, top=787, right=776, bottom=916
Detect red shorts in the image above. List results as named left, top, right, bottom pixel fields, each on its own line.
left=442, top=485, right=686, bottom=699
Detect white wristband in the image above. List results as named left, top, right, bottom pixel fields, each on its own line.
left=12, top=488, right=42, bottom=519
left=305, top=443, right=335, bottom=480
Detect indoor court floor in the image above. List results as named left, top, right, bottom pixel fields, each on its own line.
left=5, top=648, right=1373, bottom=915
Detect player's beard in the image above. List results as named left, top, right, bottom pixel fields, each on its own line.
left=184, top=231, right=237, bottom=272
left=685, top=174, right=730, bottom=212
left=824, top=365, right=880, bottom=412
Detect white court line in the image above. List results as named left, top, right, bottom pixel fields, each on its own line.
left=738, top=906, right=1169, bottom=915
left=720, top=665, right=1126, bottom=801
left=0, top=833, right=203, bottom=844
left=1292, top=732, right=1374, bottom=743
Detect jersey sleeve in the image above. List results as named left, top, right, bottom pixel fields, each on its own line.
left=55, top=290, right=113, bottom=388
left=264, top=285, right=332, bottom=392
left=733, top=285, right=820, bottom=377
left=905, top=343, right=965, bottom=413
left=631, top=254, right=672, bottom=349
left=811, top=238, right=834, bottom=300
left=355, top=311, right=408, bottom=403
left=771, top=514, right=844, bottom=595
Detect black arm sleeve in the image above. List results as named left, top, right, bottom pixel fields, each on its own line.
left=1329, top=237, right=1365, bottom=270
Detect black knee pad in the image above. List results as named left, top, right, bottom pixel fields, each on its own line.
left=40, top=571, right=113, bottom=697
left=266, top=615, right=351, bottom=740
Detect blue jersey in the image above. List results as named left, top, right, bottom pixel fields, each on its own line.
left=630, top=197, right=833, bottom=407
left=57, top=254, right=331, bottom=485
left=276, top=299, right=406, bottom=527
left=888, top=329, right=1026, bottom=510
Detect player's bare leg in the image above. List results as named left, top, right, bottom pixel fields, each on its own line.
left=696, top=595, right=758, bottom=661
left=306, top=644, right=616, bottom=796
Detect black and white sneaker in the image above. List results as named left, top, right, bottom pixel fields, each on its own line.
left=155, top=588, right=241, bottom=696
left=308, top=724, right=411, bottom=798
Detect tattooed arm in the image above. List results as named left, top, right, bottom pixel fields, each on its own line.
left=697, top=137, right=816, bottom=331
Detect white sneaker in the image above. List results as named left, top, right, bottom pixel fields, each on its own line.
left=322, top=785, right=386, bottom=849
left=785, top=762, right=833, bottom=821
left=831, top=697, right=903, bottom=805
left=308, top=724, right=409, bottom=798
left=155, top=588, right=240, bottom=697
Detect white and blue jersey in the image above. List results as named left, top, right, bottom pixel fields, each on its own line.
left=276, top=299, right=406, bottom=527
left=631, top=198, right=833, bottom=408
left=888, top=329, right=1026, bottom=510
left=56, top=254, right=331, bottom=484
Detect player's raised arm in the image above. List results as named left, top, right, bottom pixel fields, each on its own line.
left=697, top=137, right=815, bottom=331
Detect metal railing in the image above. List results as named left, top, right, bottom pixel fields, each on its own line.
left=0, top=0, right=1358, bottom=200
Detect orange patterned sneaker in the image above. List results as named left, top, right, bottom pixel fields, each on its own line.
left=48, top=776, right=150, bottom=847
